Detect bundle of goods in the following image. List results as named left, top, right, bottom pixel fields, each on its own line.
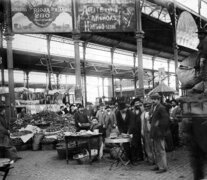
left=176, top=29, right=207, bottom=117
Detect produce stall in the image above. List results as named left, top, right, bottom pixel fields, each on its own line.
left=10, top=110, right=77, bottom=153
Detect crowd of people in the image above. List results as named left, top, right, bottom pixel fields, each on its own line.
left=57, top=93, right=182, bottom=174
left=0, top=93, right=182, bottom=174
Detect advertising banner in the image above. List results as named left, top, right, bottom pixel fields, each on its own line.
left=176, top=11, right=199, bottom=50
left=11, top=0, right=73, bottom=33
left=77, top=0, right=135, bottom=32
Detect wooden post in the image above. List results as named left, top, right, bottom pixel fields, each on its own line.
left=97, top=77, right=100, bottom=98
left=46, top=34, right=52, bottom=90
left=111, top=48, right=115, bottom=98
left=120, top=79, right=123, bottom=97
left=152, top=56, right=155, bottom=88
left=5, top=0, right=15, bottom=121
left=25, top=71, right=29, bottom=89
left=168, top=59, right=170, bottom=86
left=170, top=1, right=179, bottom=91
left=83, top=42, right=87, bottom=106
left=133, top=53, right=137, bottom=96
left=102, top=77, right=105, bottom=98
left=5, top=35, right=15, bottom=120
left=0, top=24, right=4, bottom=86
left=56, top=73, right=59, bottom=89
left=136, top=0, right=144, bottom=97
left=72, top=0, right=82, bottom=103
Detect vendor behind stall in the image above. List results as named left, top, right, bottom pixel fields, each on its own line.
left=17, top=107, right=26, bottom=119
left=90, top=117, right=104, bottom=134
left=64, top=103, right=70, bottom=114
left=57, top=106, right=65, bottom=115
left=74, top=105, right=90, bottom=131
left=69, top=104, right=76, bottom=115
left=0, top=105, right=21, bottom=161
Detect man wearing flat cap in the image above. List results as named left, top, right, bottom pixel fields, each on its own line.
left=150, top=93, right=170, bottom=173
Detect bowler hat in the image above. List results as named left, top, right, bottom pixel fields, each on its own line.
left=118, top=102, right=127, bottom=110
left=150, top=93, right=161, bottom=99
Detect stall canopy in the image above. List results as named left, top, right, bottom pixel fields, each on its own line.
left=148, top=82, right=176, bottom=96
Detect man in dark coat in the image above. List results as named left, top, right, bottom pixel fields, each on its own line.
left=131, top=98, right=144, bottom=162
left=0, top=105, right=20, bottom=161
left=74, top=105, right=90, bottom=132
left=116, top=102, right=135, bottom=164
left=150, top=93, right=170, bottom=173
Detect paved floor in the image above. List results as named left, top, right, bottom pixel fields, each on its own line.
left=1, top=147, right=196, bottom=180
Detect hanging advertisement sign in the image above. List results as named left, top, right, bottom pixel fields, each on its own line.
left=176, top=11, right=199, bottom=50
left=77, top=0, right=135, bottom=32
left=11, top=0, right=73, bottom=33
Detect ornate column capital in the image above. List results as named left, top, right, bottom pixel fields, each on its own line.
left=135, top=31, right=145, bottom=39
left=72, top=31, right=81, bottom=41
left=4, top=35, right=14, bottom=42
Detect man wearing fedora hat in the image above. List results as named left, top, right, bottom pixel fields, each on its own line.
left=116, top=102, right=135, bottom=164
left=150, top=93, right=170, bottom=173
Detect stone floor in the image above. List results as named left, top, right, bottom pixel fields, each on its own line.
left=1, top=147, right=197, bottom=180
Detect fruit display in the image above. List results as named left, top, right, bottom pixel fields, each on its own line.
left=63, top=114, right=75, bottom=125
left=62, top=125, right=76, bottom=133
left=11, top=130, right=33, bottom=137
left=46, top=125, right=62, bottom=133
left=32, top=110, right=62, bottom=123
left=10, top=137, right=23, bottom=146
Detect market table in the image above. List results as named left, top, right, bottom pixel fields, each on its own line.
left=65, top=133, right=102, bottom=164
left=105, top=137, right=132, bottom=170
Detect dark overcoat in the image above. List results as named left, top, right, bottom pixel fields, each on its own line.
left=0, top=114, right=10, bottom=147
left=116, top=110, right=134, bottom=134
left=150, top=103, right=170, bottom=139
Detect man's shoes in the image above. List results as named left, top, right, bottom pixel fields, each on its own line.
left=156, top=169, right=167, bottom=174
left=151, top=167, right=159, bottom=171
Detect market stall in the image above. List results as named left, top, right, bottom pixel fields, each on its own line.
left=10, top=110, right=76, bottom=152
left=147, top=82, right=177, bottom=102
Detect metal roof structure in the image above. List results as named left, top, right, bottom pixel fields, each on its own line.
left=1, top=0, right=205, bottom=80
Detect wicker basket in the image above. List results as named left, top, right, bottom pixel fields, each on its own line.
left=56, top=146, right=83, bottom=159
left=73, top=149, right=98, bottom=164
